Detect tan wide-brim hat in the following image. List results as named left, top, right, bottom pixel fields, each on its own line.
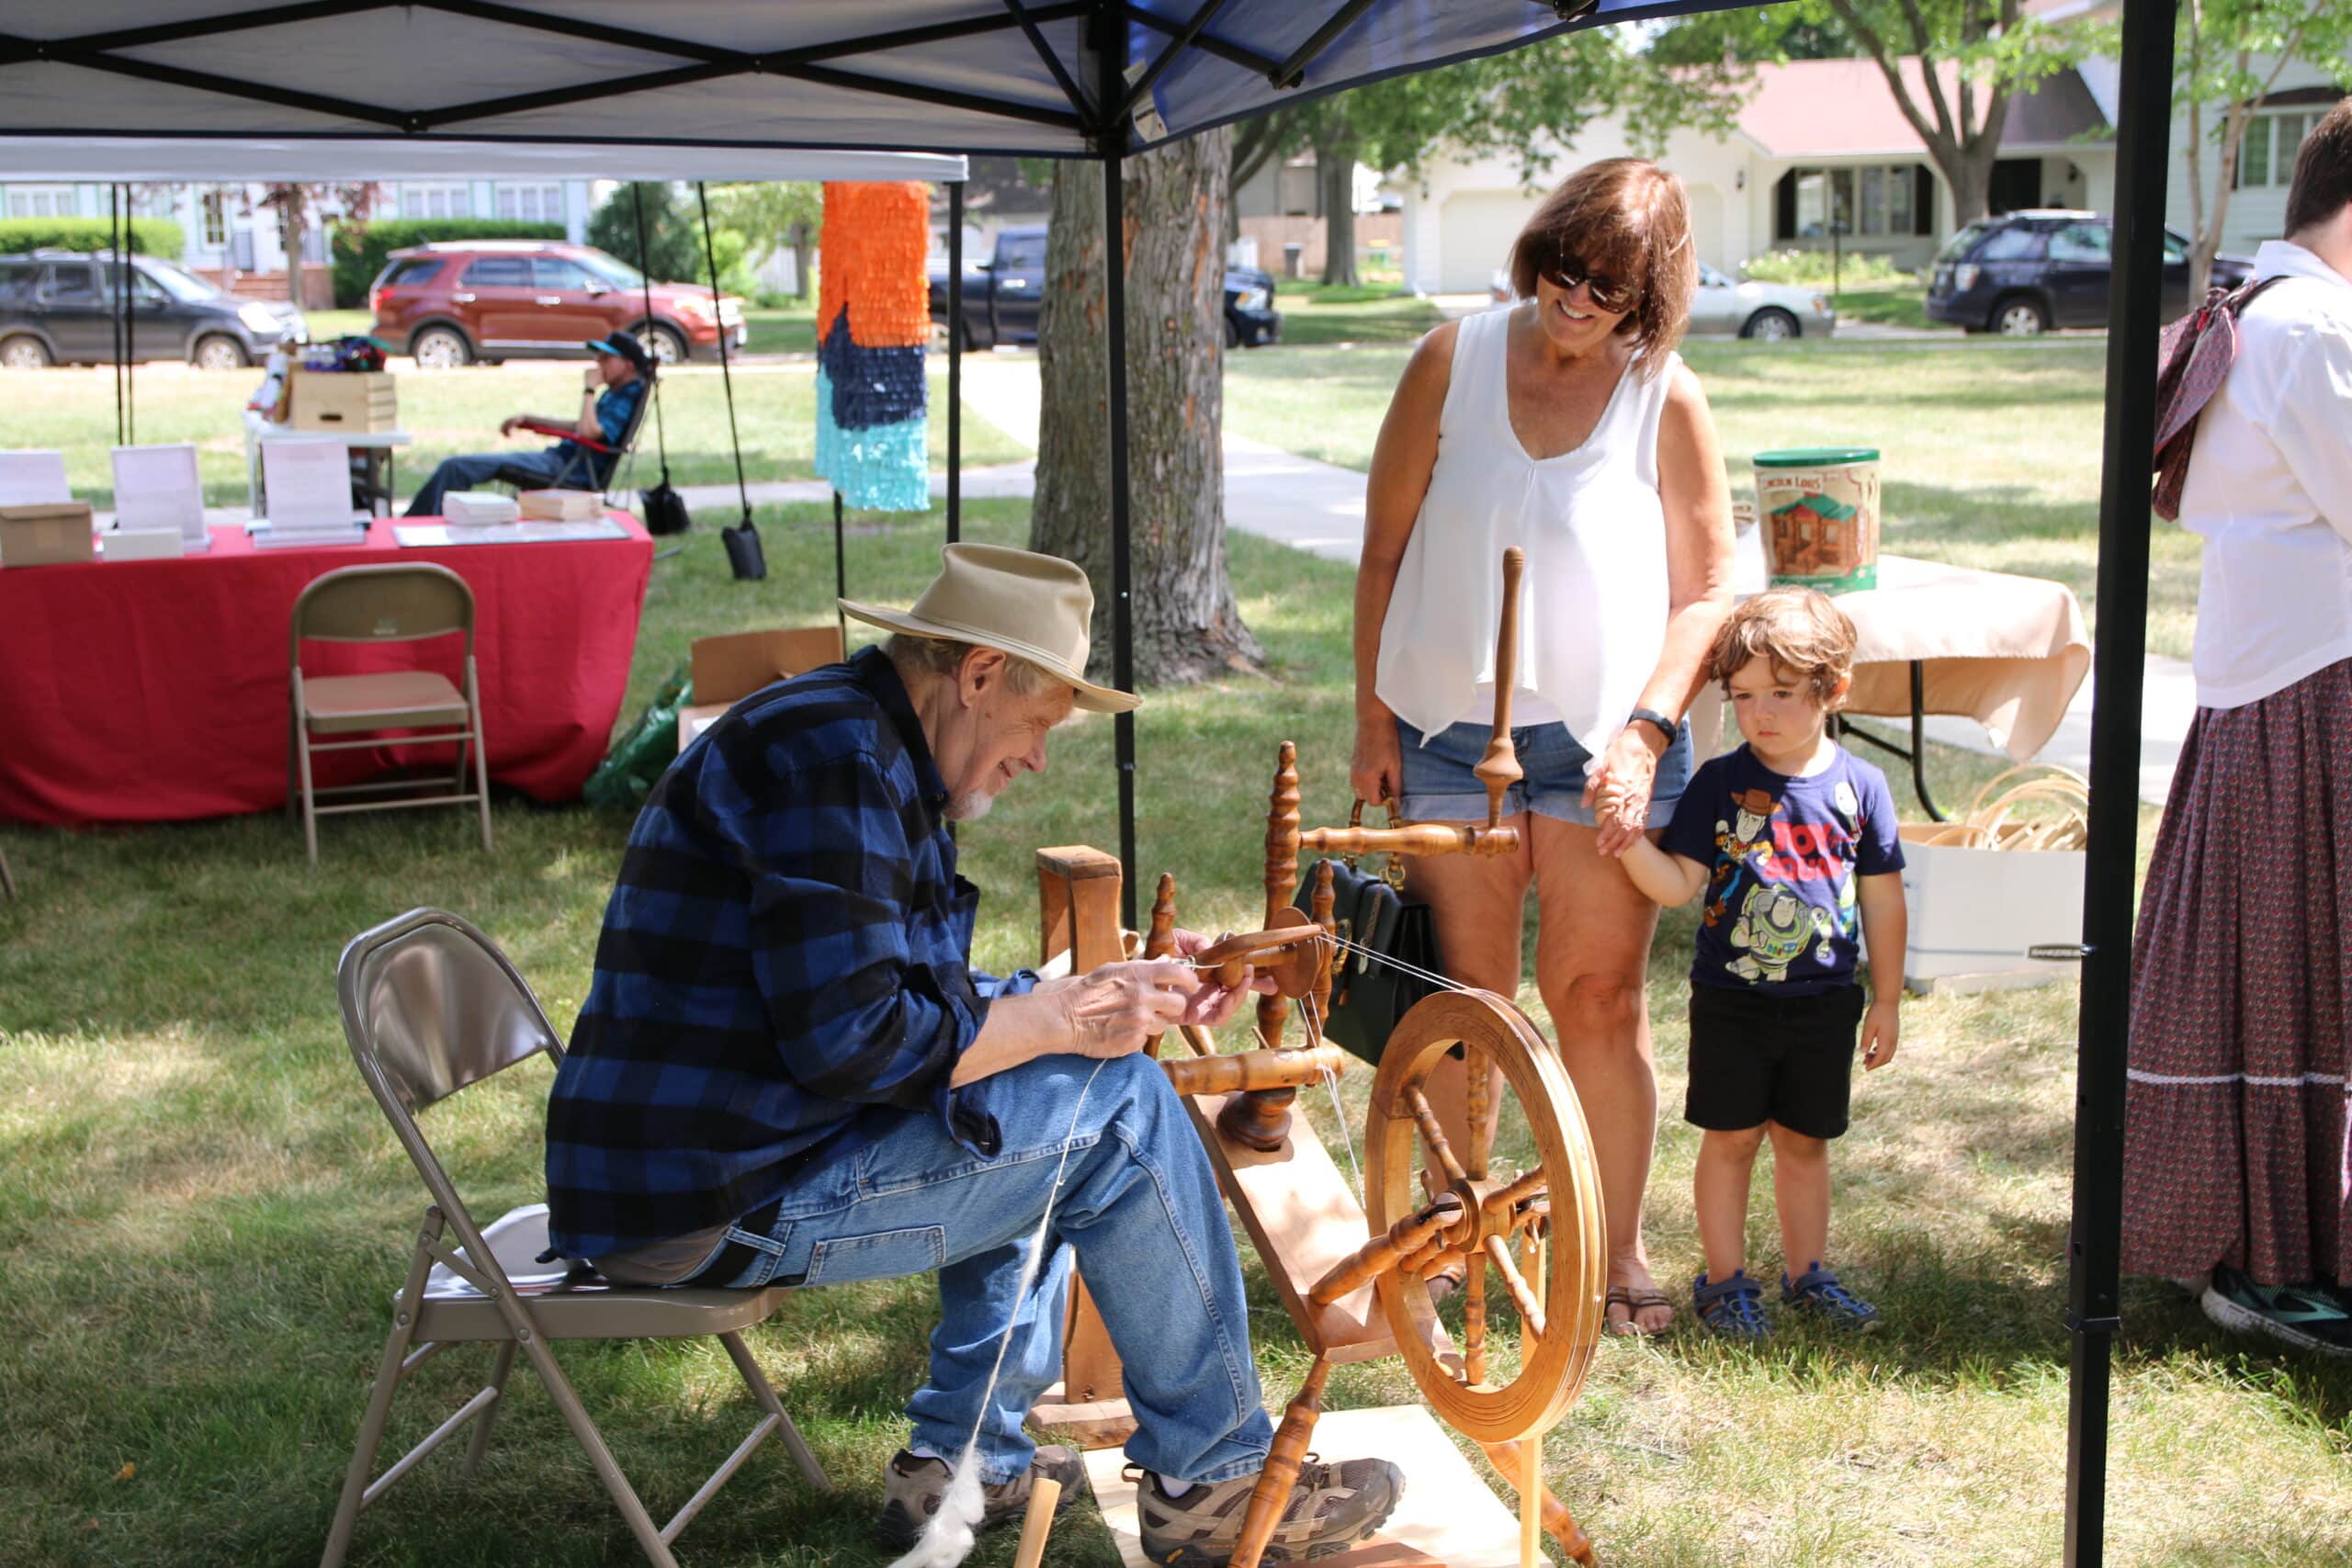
left=841, top=543, right=1140, bottom=714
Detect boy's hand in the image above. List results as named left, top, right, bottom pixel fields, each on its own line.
left=1860, top=994, right=1900, bottom=1070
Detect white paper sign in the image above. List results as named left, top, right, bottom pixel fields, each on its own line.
left=259, top=439, right=362, bottom=530
left=0, top=450, right=70, bottom=507
left=110, top=444, right=205, bottom=542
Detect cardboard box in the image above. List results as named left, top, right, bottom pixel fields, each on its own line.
left=291, top=368, right=399, bottom=433
left=1893, top=820, right=2086, bottom=994
left=680, top=626, right=845, bottom=747
left=99, top=527, right=185, bottom=561
left=0, top=500, right=95, bottom=567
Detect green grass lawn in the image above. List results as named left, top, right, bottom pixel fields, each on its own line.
left=1267, top=280, right=1447, bottom=346
left=1829, top=281, right=1936, bottom=331
left=6, top=347, right=2343, bottom=1565
left=6, top=355, right=1029, bottom=510
left=308, top=303, right=816, bottom=355
left=1227, top=338, right=2201, bottom=661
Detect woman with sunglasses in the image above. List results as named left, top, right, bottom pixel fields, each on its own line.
left=1351, top=158, right=1736, bottom=1336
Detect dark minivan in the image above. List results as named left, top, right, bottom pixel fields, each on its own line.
left=0, top=252, right=307, bottom=369
left=1926, top=211, right=2255, bottom=335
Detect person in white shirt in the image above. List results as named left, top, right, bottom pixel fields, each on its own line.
left=1351, top=159, right=1736, bottom=1336
left=2127, top=96, right=2352, bottom=1357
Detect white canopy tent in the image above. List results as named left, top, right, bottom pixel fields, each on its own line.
left=0, top=136, right=966, bottom=183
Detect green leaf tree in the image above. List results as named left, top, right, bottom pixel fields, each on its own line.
left=2176, top=0, right=2352, bottom=297
left=1656, top=2, right=2101, bottom=228
left=586, top=182, right=752, bottom=294
left=709, top=181, right=826, bottom=299
left=1237, top=32, right=1753, bottom=288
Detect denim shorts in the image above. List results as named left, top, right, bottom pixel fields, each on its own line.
left=1396, top=715, right=1694, bottom=829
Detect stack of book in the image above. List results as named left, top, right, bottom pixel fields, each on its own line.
left=444, top=491, right=520, bottom=527
left=518, top=489, right=604, bottom=521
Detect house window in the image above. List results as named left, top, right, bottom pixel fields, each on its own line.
left=2237, top=109, right=2318, bottom=190
left=1777, top=165, right=1931, bottom=243
left=6, top=185, right=76, bottom=219
left=494, top=183, right=564, bottom=222
left=402, top=183, right=470, bottom=220
left=200, top=190, right=228, bottom=248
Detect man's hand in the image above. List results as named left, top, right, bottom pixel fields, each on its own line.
left=1861, top=994, right=1900, bottom=1070
left=1060, top=961, right=1207, bottom=1059
left=582, top=366, right=602, bottom=392
left=498, top=414, right=523, bottom=437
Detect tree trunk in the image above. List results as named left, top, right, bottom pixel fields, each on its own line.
left=1318, top=136, right=1359, bottom=287
left=1032, top=126, right=1261, bottom=686
left=1940, top=147, right=1992, bottom=228
left=788, top=220, right=814, bottom=300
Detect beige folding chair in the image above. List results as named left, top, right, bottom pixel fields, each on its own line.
left=287, top=564, right=492, bottom=865
left=322, top=908, right=831, bottom=1568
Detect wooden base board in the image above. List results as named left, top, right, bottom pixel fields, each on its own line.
left=1030, top=1382, right=1137, bottom=1450
left=1080, top=1405, right=1522, bottom=1568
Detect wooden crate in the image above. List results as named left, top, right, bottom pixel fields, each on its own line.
left=290, top=370, right=398, bottom=433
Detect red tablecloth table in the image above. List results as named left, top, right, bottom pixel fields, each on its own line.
left=0, top=514, right=653, bottom=827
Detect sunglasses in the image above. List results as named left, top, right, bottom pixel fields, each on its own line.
left=1537, top=255, right=1642, bottom=314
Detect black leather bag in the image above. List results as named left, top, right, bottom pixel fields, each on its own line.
left=1292, top=803, right=1443, bottom=1066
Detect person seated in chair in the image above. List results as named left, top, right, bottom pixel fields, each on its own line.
left=401, top=331, right=650, bottom=516
left=544, top=545, right=1408, bottom=1565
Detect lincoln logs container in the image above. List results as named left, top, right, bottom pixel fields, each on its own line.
left=1752, top=446, right=1882, bottom=593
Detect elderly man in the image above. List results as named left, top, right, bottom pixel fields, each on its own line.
left=546, top=545, right=1402, bottom=1563
left=402, top=330, right=650, bottom=516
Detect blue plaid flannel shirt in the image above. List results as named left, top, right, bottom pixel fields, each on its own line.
left=545, top=647, right=1035, bottom=1258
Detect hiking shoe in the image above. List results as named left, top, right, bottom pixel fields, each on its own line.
left=2201, top=1265, right=2352, bottom=1359
left=876, top=1445, right=1084, bottom=1551
left=1781, top=1262, right=1881, bottom=1331
left=1693, top=1270, right=1770, bottom=1339
left=1136, top=1454, right=1404, bottom=1565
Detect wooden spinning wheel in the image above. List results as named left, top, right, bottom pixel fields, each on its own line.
left=1366, top=991, right=1606, bottom=1449
left=1029, top=548, right=1608, bottom=1566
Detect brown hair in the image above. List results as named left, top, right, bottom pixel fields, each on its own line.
left=1702, top=587, right=1858, bottom=707
left=2285, top=96, right=2352, bottom=237
left=1508, top=158, right=1695, bottom=372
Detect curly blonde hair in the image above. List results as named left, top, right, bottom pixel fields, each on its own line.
left=1702, top=588, right=1858, bottom=708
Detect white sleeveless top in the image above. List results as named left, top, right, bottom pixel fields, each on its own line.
left=1376, top=304, right=1676, bottom=757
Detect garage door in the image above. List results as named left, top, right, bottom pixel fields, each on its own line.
left=1439, top=189, right=1539, bottom=294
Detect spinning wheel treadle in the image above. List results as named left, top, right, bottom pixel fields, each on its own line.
left=1366, top=990, right=1606, bottom=1446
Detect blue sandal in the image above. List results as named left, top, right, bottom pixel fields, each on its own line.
left=1692, top=1270, right=1770, bottom=1339
left=1781, top=1261, right=1880, bottom=1331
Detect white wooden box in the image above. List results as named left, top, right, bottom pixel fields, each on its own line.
left=1893, top=821, right=2085, bottom=993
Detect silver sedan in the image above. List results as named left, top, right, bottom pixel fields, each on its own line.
left=1689, top=265, right=1838, bottom=340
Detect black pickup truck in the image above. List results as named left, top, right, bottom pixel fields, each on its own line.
left=928, top=223, right=1282, bottom=351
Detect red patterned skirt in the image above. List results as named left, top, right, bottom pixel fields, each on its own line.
left=2123, top=659, right=2352, bottom=1285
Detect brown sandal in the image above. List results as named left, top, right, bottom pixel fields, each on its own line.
left=1605, top=1283, right=1675, bottom=1337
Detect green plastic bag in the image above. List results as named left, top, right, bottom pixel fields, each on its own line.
left=584, top=668, right=690, bottom=810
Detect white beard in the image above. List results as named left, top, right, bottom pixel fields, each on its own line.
left=944, top=789, right=994, bottom=822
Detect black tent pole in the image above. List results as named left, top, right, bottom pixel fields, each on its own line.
left=2063, top=2, right=2177, bottom=1563
left=947, top=179, right=964, bottom=545
left=1098, top=18, right=1139, bottom=930
left=108, top=186, right=124, bottom=447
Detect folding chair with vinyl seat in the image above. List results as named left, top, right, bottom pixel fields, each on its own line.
left=501, top=367, right=655, bottom=501
left=321, top=908, right=831, bottom=1568
left=287, top=564, right=492, bottom=865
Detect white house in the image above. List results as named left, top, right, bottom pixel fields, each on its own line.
left=1399, top=57, right=2115, bottom=295
left=0, top=178, right=594, bottom=304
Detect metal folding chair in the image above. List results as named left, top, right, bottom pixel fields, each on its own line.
left=321, top=908, right=831, bottom=1568
left=501, top=369, right=655, bottom=501
left=286, top=564, right=492, bottom=865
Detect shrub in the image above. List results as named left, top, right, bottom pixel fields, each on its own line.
left=329, top=219, right=565, bottom=307
left=1739, top=248, right=1915, bottom=288
left=586, top=184, right=756, bottom=297
left=0, top=217, right=184, bottom=259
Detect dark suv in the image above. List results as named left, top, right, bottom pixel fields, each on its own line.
left=1927, top=211, right=2255, bottom=335
left=0, top=251, right=306, bottom=369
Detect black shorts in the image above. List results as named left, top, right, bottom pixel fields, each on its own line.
left=1683, top=982, right=1867, bottom=1139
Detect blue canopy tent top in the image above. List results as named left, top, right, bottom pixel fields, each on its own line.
left=0, top=6, right=2179, bottom=1562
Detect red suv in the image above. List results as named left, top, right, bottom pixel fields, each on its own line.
left=368, top=241, right=746, bottom=368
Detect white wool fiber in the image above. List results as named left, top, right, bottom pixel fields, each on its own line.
left=885, top=1056, right=1109, bottom=1568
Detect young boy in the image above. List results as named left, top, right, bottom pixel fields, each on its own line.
left=1612, top=588, right=1907, bottom=1337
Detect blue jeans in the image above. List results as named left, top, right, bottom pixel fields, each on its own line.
left=403, top=446, right=580, bottom=516
left=1396, top=716, right=1695, bottom=828
left=700, top=1053, right=1273, bottom=1486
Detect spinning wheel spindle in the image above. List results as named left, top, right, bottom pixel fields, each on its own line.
left=1229, top=1355, right=1329, bottom=1568
left=1309, top=859, right=1336, bottom=1036
left=1475, top=546, right=1526, bottom=829
left=1144, top=874, right=1178, bottom=1057
left=1308, top=1192, right=1464, bottom=1307
left=1258, top=740, right=1300, bottom=1048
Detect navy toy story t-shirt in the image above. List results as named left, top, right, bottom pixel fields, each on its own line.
left=1659, top=743, right=1905, bottom=997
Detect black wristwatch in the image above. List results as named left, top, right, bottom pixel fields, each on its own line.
left=1626, top=706, right=1678, bottom=746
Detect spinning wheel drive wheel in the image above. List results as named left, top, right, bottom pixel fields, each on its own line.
left=1365, top=989, right=1608, bottom=1445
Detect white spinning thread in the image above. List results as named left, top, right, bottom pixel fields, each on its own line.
left=887, top=1055, right=1113, bottom=1568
